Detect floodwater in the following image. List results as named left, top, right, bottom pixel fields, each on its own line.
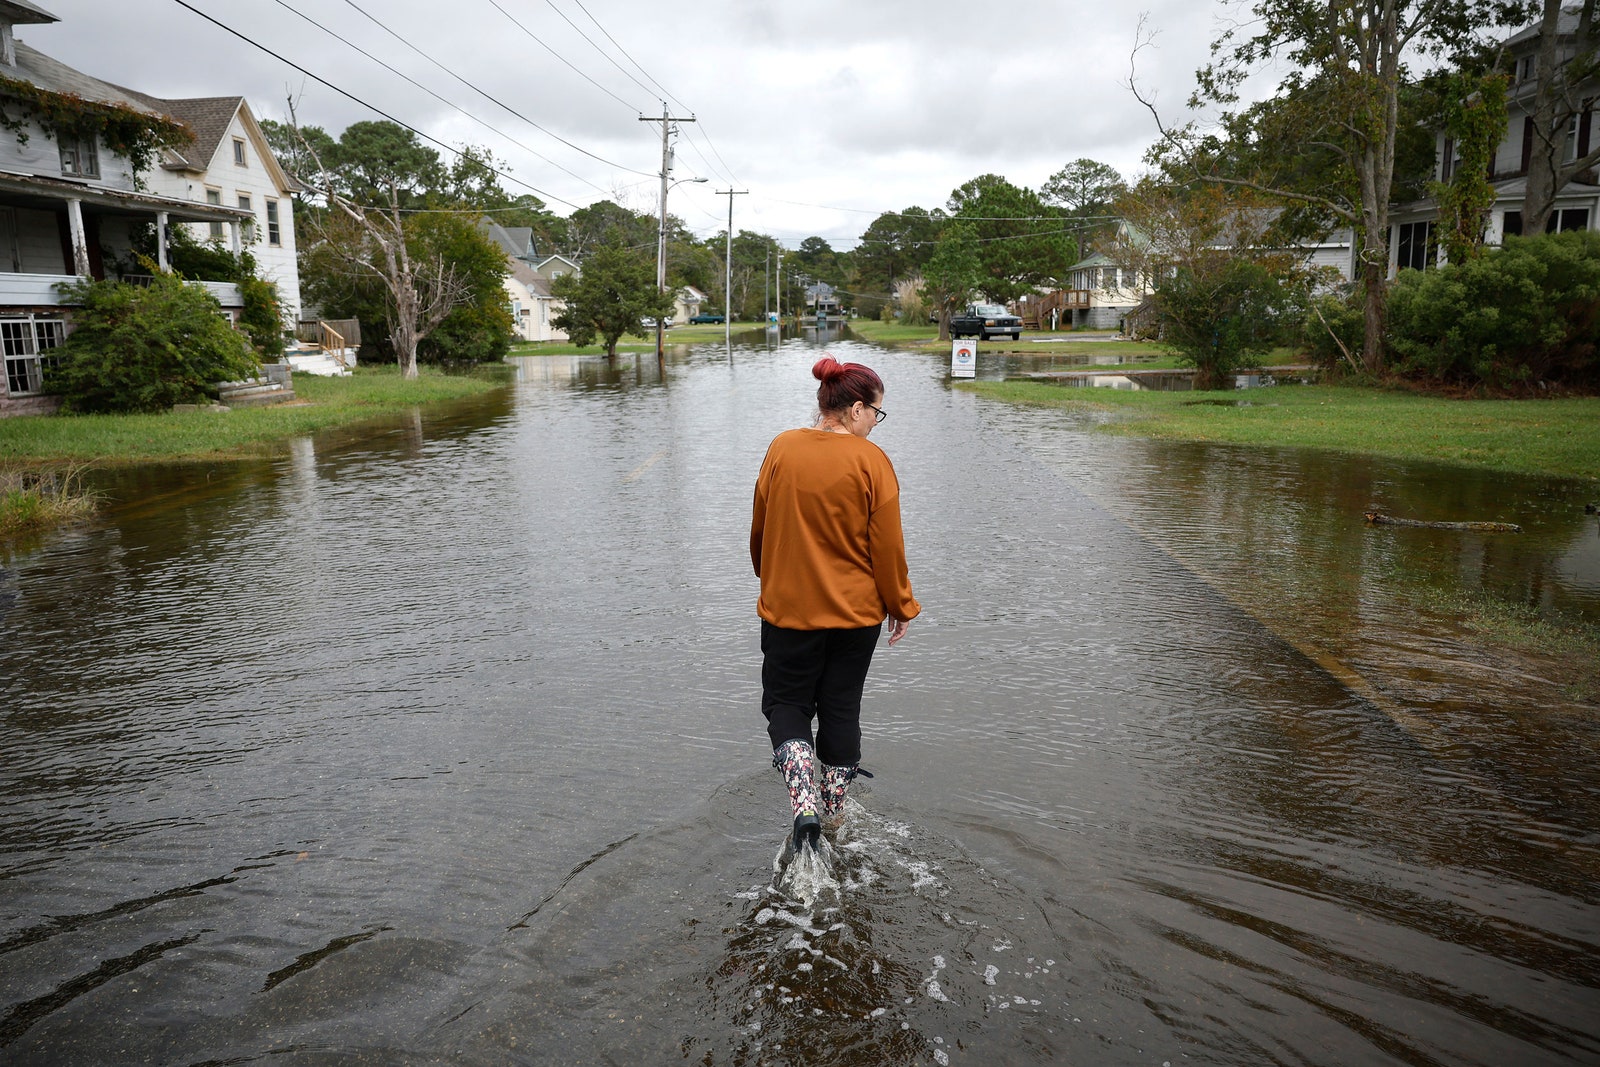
left=2, top=330, right=1598, bottom=1065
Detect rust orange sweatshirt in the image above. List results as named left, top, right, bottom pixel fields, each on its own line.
left=750, top=428, right=921, bottom=630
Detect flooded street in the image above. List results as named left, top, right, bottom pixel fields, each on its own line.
left=2, top=332, right=1598, bottom=1065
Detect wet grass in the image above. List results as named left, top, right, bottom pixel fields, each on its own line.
left=0, top=365, right=508, bottom=467
left=1406, top=584, right=1600, bottom=703
left=962, top=379, right=1600, bottom=482
left=0, top=465, right=98, bottom=537
left=843, top=320, right=1297, bottom=367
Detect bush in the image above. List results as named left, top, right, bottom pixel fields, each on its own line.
left=1152, top=255, right=1304, bottom=389
left=1384, top=230, right=1600, bottom=389
left=1302, top=288, right=1365, bottom=371
left=47, top=275, right=260, bottom=414
left=126, top=224, right=285, bottom=361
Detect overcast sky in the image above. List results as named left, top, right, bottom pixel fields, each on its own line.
left=33, top=0, right=1272, bottom=249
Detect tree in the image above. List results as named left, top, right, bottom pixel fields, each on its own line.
left=1520, top=0, right=1600, bottom=234
left=293, top=117, right=472, bottom=378
left=1113, top=180, right=1316, bottom=389
left=47, top=273, right=259, bottom=413
left=259, top=118, right=335, bottom=207
left=1041, top=158, right=1127, bottom=220
left=852, top=207, right=946, bottom=305
left=946, top=174, right=1075, bottom=304
left=920, top=222, right=983, bottom=341
left=1137, top=0, right=1533, bottom=374
left=550, top=240, right=673, bottom=356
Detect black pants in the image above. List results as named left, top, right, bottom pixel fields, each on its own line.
left=761, top=620, right=880, bottom=767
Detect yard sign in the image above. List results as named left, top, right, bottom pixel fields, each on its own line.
left=951, top=339, right=976, bottom=378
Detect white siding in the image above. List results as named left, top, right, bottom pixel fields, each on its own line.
left=0, top=113, right=139, bottom=192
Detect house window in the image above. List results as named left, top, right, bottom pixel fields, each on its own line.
left=1396, top=221, right=1435, bottom=271
left=1503, top=210, right=1524, bottom=237
left=2, top=317, right=67, bottom=396
left=205, top=188, right=223, bottom=239
left=1565, top=114, right=1581, bottom=163
left=1548, top=208, right=1591, bottom=232
left=58, top=130, right=98, bottom=178
left=1516, top=54, right=1537, bottom=84
left=265, top=199, right=281, bottom=246
left=237, top=193, right=253, bottom=240
left=233, top=138, right=247, bottom=166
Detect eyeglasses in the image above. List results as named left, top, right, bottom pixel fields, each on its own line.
left=864, top=402, right=887, bottom=424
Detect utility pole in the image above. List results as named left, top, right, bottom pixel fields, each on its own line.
left=716, top=188, right=747, bottom=349
left=639, top=103, right=695, bottom=363
left=775, top=250, right=783, bottom=326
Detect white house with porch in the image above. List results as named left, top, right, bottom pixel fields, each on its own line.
left=119, top=92, right=303, bottom=323
left=0, top=0, right=255, bottom=414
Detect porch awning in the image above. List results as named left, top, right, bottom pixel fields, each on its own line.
left=0, top=170, right=254, bottom=223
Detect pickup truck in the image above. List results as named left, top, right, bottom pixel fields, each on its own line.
left=948, top=303, right=1022, bottom=341
left=688, top=313, right=726, bottom=324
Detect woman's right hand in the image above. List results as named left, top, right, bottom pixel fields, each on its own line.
left=886, top=616, right=910, bottom=646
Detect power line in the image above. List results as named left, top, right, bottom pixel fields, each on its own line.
left=536, top=0, right=660, bottom=104
left=167, top=0, right=583, bottom=210
left=265, top=0, right=618, bottom=196
left=331, top=0, right=654, bottom=179
left=482, top=0, right=646, bottom=113
left=567, top=0, right=693, bottom=117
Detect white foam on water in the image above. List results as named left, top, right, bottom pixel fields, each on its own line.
left=934, top=1047, right=951, bottom=1065
left=983, top=964, right=999, bottom=985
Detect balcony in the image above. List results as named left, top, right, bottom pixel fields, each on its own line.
left=0, top=272, right=243, bottom=309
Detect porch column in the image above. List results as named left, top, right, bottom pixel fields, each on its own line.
left=156, top=211, right=170, bottom=272
left=230, top=220, right=241, bottom=255
left=66, top=199, right=91, bottom=277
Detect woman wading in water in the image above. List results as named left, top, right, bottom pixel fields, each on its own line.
left=750, top=355, right=921, bottom=852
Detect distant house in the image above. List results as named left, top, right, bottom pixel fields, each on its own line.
left=674, top=284, right=706, bottom=324
left=480, top=217, right=577, bottom=342
left=0, top=0, right=282, bottom=415
left=801, top=281, right=843, bottom=320
left=1061, top=249, right=1150, bottom=330
left=116, top=92, right=304, bottom=322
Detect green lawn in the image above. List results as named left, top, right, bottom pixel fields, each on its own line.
left=0, top=365, right=508, bottom=466
left=961, top=379, right=1600, bottom=482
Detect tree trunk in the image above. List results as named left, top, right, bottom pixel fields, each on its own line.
left=1522, top=0, right=1570, bottom=236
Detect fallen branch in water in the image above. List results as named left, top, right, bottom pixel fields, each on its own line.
left=1364, top=511, right=1522, bottom=533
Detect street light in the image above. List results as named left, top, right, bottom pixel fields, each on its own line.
left=656, top=176, right=707, bottom=361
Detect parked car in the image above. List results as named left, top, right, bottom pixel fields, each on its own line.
left=949, top=303, right=1022, bottom=341
left=640, top=316, right=675, bottom=328
left=688, top=313, right=726, bottom=324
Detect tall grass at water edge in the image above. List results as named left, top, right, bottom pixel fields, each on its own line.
left=0, top=465, right=97, bottom=536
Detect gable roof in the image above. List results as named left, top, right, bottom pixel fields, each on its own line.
left=138, top=96, right=242, bottom=171
left=479, top=218, right=537, bottom=261
left=112, top=90, right=299, bottom=193
left=534, top=253, right=578, bottom=273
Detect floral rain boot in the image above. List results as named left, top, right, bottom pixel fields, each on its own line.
left=818, top=763, right=856, bottom=832
left=774, top=739, right=822, bottom=852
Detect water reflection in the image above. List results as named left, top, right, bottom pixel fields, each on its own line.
left=1, top=334, right=1597, bottom=1065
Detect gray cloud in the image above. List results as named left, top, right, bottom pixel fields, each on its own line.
left=34, top=0, right=1241, bottom=246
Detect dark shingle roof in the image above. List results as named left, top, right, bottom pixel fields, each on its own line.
left=114, top=91, right=242, bottom=170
